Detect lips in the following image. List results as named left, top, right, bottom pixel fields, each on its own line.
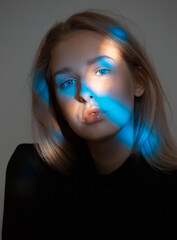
left=83, top=106, right=106, bottom=124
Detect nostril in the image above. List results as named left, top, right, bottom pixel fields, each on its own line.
left=78, top=96, right=86, bottom=103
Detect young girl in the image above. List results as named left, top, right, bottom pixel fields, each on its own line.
left=2, top=9, right=177, bottom=240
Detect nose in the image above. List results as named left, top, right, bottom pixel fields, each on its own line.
left=76, top=81, right=96, bottom=103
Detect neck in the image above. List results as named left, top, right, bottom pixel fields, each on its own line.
left=87, top=117, right=134, bottom=174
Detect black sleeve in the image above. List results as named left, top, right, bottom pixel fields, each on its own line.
left=2, top=144, right=45, bottom=240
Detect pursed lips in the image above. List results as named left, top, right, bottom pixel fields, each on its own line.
left=85, top=105, right=103, bottom=116
left=82, top=105, right=106, bottom=123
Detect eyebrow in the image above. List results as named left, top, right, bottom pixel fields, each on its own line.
left=54, top=55, right=114, bottom=78
left=87, top=55, right=114, bottom=66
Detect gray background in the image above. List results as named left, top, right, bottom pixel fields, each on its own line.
left=0, top=0, right=177, bottom=237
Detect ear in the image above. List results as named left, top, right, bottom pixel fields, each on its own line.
left=133, top=67, right=145, bottom=97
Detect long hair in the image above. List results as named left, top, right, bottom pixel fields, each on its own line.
left=29, top=9, right=177, bottom=175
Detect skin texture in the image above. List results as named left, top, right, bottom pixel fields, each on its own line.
left=50, top=30, right=145, bottom=174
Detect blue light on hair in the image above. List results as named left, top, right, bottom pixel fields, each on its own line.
left=117, top=120, right=134, bottom=148
left=51, top=129, right=64, bottom=142
left=33, top=70, right=49, bottom=104
left=136, top=122, right=159, bottom=158
left=109, top=26, right=128, bottom=43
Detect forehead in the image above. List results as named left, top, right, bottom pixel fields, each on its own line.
left=50, top=30, right=122, bottom=71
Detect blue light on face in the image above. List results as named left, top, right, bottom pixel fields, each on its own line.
left=53, top=49, right=159, bottom=158
left=60, top=79, right=77, bottom=89
left=56, top=73, right=159, bottom=158
left=109, top=26, right=128, bottom=43
left=96, top=56, right=114, bottom=68
left=97, top=94, right=131, bottom=127
left=95, top=93, right=133, bottom=148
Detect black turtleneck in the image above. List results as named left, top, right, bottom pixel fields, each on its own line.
left=2, top=144, right=177, bottom=240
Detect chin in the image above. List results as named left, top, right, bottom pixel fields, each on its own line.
left=77, top=126, right=120, bottom=141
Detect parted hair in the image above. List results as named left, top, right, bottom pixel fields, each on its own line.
left=29, top=9, right=177, bottom=175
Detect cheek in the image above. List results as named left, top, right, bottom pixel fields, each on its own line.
left=109, top=80, right=134, bottom=104
left=58, top=95, right=79, bottom=121
left=110, top=72, right=135, bottom=111
left=88, top=77, right=113, bottom=95
left=97, top=79, right=134, bottom=127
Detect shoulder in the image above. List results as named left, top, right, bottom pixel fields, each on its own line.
left=4, top=143, right=68, bottom=200
left=7, top=143, right=47, bottom=176
left=137, top=154, right=177, bottom=187
left=6, top=143, right=65, bottom=184
left=5, top=144, right=56, bottom=195
left=9, top=143, right=40, bottom=161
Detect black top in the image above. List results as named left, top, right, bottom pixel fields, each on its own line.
left=2, top=144, right=177, bottom=240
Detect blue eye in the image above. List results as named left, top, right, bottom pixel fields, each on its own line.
left=60, top=79, right=76, bottom=89
left=96, top=69, right=110, bottom=76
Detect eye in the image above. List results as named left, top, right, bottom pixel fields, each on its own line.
left=60, top=79, right=76, bottom=89
left=96, top=69, right=110, bottom=76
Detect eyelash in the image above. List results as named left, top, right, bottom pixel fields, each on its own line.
left=60, top=79, right=77, bottom=89
left=59, top=69, right=110, bottom=89
left=96, top=69, right=110, bottom=76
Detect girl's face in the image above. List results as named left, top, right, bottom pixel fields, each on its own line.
left=50, top=30, right=142, bottom=141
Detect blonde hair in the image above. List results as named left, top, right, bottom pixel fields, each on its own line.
left=29, top=9, right=177, bottom=175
